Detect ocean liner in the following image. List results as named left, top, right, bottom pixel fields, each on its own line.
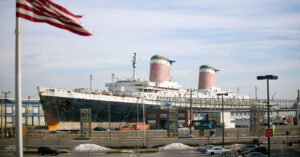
left=38, top=53, right=250, bottom=131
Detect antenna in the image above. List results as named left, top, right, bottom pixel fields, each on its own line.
left=132, top=53, right=137, bottom=80
left=297, top=89, right=300, bottom=102
left=111, top=73, right=115, bottom=92
left=112, top=73, right=115, bottom=84
left=255, top=86, right=258, bottom=100
left=112, top=73, right=115, bottom=81
left=272, top=92, right=276, bottom=101
left=89, top=74, right=93, bottom=90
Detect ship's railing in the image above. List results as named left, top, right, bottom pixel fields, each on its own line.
left=156, top=97, right=297, bottom=110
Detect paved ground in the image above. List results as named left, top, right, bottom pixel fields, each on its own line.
left=0, top=150, right=212, bottom=157
left=1, top=135, right=300, bottom=148
left=1, top=135, right=300, bottom=157
left=1, top=148, right=300, bottom=157
left=1, top=143, right=300, bottom=157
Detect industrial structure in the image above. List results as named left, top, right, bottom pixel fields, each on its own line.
left=0, top=98, right=46, bottom=137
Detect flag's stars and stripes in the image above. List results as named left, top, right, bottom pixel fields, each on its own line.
left=16, top=0, right=92, bottom=36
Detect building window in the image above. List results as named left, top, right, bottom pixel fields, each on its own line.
left=148, top=114, right=156, bottom=118
left=160, top=114, right=167, bottom=118
left=178, top=120, right=186, bottom=126
left=178, top=113, right=185, bottom=118
left=22, top=117, right=26, bottom=124
left=33, top=116, right=39, bottom=125
left=27, top=116, right=32, bottom=125
left=148, top=120, right=156, bottom=126
left=7, top=106, right=13, bottom=113
left=40, top=117, right=45, bottom=125
left=33, top=107, right=39, bottom=113
left=22, top=107, right=26, bottom=114
left=7, top=116, right=13, bottom=123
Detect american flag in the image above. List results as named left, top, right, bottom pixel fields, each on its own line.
left=16, top=0, right=92, bottom=36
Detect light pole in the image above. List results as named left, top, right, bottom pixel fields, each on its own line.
left=257, top=75, right=278, bottom=157
left=217, top=93, right=228, bottom=148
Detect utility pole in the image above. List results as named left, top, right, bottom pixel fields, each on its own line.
left=1, top=99, right=3, bottom=138
left=108, top=103, right=111, bottom=140
left=137, top=93, right=140, bottom=125
left=26, top=96, right=30, bottom=127
left=142, top=96, right=146, bottom=147
left=136, top=93, right=140, bottom=138
left=2, top=91, right=10, bottom=138
left=188, top=89, right=194, bottom=134
left=217, top=93, right=228, bottom=148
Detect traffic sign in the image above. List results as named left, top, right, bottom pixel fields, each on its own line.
left=265, top=129, right=273, bottom=137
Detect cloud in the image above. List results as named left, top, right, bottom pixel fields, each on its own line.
left=0, top=0, right=300, bottom=99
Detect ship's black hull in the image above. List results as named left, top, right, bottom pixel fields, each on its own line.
left=39, top=96, right=165, bottom=125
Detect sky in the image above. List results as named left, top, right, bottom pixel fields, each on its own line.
left=0, top=0, right=300, bottom=100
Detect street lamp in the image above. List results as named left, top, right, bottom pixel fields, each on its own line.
left=257, top=75, right=278, bottom=157
left=217, top=93, right=228, bottom=148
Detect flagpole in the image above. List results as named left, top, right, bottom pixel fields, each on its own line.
left=15, top=12, right=23, bottom=157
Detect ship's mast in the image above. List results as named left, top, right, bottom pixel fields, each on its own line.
left=112, top=73, right=115, bottom=92
left=132, top=53, right=137, bottom=80
left=90, top=74, right=93, bottom=90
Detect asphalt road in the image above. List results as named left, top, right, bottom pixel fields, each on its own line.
left=1, top=135, right=300, bottom=148
left=0, top=136, right=300, bottom=157
left=1, top=148, right=300, bottom=157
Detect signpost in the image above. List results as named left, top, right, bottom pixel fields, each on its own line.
left=265, top=129, right=273, bottom=137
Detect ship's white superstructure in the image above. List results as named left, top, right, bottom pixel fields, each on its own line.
left=37, top=54, right=300, bottom=132
left=104, top=78, right=248, bottom=100
left=38, top=54, right=249, bottom=109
